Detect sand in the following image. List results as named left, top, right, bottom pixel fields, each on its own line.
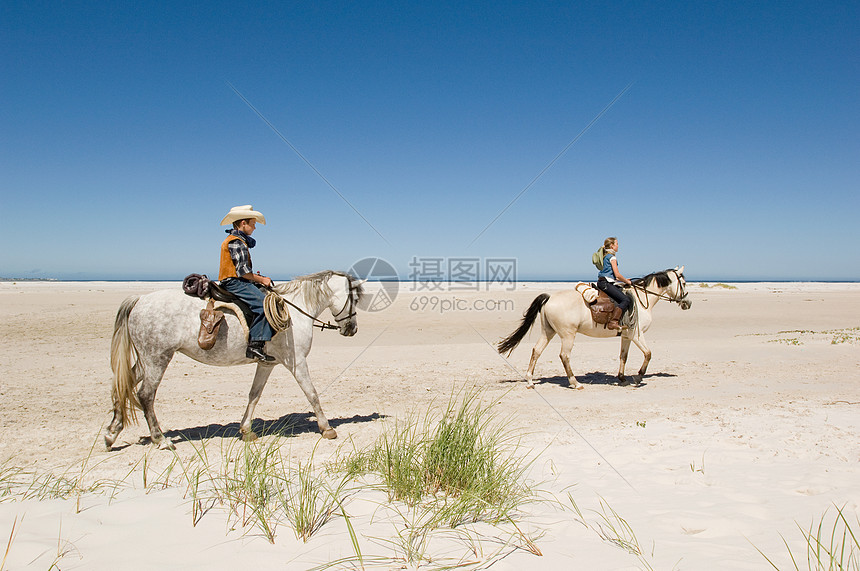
left=0, top=280, right=858, bottom=569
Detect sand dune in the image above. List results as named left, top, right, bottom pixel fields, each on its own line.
left=1, top=280, right=858, bottom=569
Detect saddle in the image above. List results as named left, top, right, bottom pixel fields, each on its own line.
left=207, top=281, right=256, bottom=328
left=589, top=289, right=619, bottom=326
left=183, top=274, right=256, bottom=349
left=575, top=282, right=622, bottom=327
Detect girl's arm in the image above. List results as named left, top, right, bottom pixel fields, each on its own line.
left=610, top=258, right=632, bottom=285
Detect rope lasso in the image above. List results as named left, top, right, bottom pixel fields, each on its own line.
left=263, top=288, right=340, bottom=331
left=263, top=291, right=292, bottom=331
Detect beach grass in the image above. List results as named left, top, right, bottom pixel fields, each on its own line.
left=0, top=388, right=538, bottom=558
left=699, top=283, right=738, bottom=289
left=315, top=387, right=544, bottom=568
left=0, top=386, right=685, bottom=568
left=279, top=443, right=348, bottom=542
left=172, top=431, right=346, bottom=544
left=1, top=516, right=18, bottom=571
left=1, top=385, right=551, bottom=568
left=2, top=394, right=586, bottom=569
left=0, top=457, right=120, bottom=505
left=567, top=493, right=655, bottom=570
left=332, top=388, right=536, bottom=528
left=763, top=327, right=860, bottom=346
left=758, top=505, right=859, bottom=571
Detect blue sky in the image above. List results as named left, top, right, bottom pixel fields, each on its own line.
left=2, top=1, right=857, bottom=281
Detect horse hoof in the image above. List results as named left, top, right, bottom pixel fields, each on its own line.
left=618, top=377, right=631, bottom=386
left=242, top=431, right=258, bottom=442
left=526, top=383, right=535, bottom=390
left=322, top=428, right=337, bottom=440
left=157, top=439, right=176, bottom=451
left=573, top=384, right=585, bottom=390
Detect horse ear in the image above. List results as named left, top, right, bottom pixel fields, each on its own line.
left=677, top=265, right=685, bottom=275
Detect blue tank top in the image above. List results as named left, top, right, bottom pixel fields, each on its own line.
left=598, top=253, right=617, bottom=282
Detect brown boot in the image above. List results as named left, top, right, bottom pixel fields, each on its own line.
left=607, top=307, right=623, bottom=330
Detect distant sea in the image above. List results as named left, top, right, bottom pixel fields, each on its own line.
left=3, top=277, right=858, bottom=284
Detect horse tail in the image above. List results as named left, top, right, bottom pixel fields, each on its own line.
left=497, top=293, right=550, bottom=356
left=110, top=296, right=141, bottom=425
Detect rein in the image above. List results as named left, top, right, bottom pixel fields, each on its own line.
left=265, top=289, right=339, bottom=331
left=627, top=270, right=688, bottom=309
left=264, top=278, right=358, bottom=332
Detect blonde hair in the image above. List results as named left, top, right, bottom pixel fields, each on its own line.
left=604, top=237, right=617, bottom=249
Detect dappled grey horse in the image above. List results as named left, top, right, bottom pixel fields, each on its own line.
left=106, top=270, right=362, bottom=450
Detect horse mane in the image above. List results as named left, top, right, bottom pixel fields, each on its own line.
left=633, top=270, right=672, bottom=289
left=274, top=270, right=364, bottom=309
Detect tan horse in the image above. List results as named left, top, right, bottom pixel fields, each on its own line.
left=498, top=267, right=690, bottom=389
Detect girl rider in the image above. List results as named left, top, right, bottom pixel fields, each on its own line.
left=597, top=237, right=633, bottom=330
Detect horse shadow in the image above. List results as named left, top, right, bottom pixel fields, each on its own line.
left=500, top=371, right=676, bottom=389
left=125, top=411, right=386, bottom=448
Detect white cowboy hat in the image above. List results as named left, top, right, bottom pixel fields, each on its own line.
left=220, top=205, right=266, bottom=226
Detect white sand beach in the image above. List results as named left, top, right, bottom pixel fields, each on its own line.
left=0, top=280, right=858, bottom=569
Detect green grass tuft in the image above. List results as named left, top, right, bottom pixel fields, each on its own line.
left=757, top=504, right=860, bottom=570
left=333, top=388, right=536, bottom=528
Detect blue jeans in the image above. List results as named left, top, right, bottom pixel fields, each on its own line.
left=597, top=278, right=631, bottom=313
left=220, top=278, right=274, bottom=342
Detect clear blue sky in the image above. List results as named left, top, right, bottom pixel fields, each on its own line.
left=2, top=1, right=857, bottom=281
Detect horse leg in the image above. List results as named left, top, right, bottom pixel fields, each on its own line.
left=617, top=336, right=632, bottom=386
left=631, top=335, right=652, bottom=385
left=137, top=353, right=174, bottom=450
left=104, top=361, right=141, bottom=450
left=105, top=404, right=125, bottom=450
left=526, top=328, right=555, bottom=389
left=292, top=360, right=337, bottom=439
left=559, top=334, right=583, bottom=390
left=105, top=415, right=123, bottom=450
left=239, top=363, right=276, bottom=441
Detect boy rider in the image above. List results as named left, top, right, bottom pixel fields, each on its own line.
left=219, top=205, right=276, bottom=362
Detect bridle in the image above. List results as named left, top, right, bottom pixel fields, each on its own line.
left=332, top=279, right=358, bottom=325
left=265, top=277, right=357, bottom=332
left=629, top=269, right=689, bottom=309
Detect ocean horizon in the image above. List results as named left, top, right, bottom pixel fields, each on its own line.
left=3, top=277, right=858, bottom=284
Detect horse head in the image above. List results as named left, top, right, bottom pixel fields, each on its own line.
left=328, top=272, right=363, bottom=336
left=637, top=267, right=691, bottom=310
left=671, top=266, right=692, bottom=310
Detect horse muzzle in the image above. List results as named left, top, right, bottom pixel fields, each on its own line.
left=340, top=322, right=358, bottom=336
left=679, top=299, right=692, bottom=310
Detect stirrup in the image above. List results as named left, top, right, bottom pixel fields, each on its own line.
left=247, top=342, right=275, bottom=362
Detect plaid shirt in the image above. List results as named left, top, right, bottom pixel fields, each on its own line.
left=227, top=232, right=253, bottom=277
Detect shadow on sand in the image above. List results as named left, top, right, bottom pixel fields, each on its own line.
left=500, top=371, right=676, bottom=389
left=116, top=412, right=386, bottom=450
